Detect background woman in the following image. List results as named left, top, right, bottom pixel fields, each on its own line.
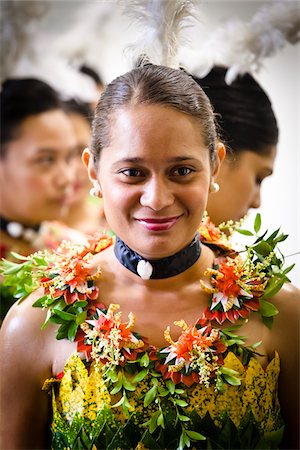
left=193, top=66, right=278, bottom=226
left=0, top=78, right=85, bottom=319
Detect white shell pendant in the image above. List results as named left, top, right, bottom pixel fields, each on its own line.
left=136, top=260, right=153, bottom=280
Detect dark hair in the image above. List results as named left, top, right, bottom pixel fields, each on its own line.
left=79, top=65, right=103, bottom=86
left=92, top=64, right=217, bottom=166
left=193, top=66, right=279, bottom=157
left=63, top=99, right=93, bottom=125
left=0, top=78, right=62, bottom=157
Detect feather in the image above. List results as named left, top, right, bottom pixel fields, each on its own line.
left=123, top=0, right=201, bottom=68
left=0, top=0, right=49, bottom=84
left=186, top=1, right=300, bottom=84
left=0, top=1, right=99, bottom=101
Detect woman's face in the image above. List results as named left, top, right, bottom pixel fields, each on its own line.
left=86, top=104, right=223, bottom=259
left=66, top=112, right=92, bottom=206
left=206, top=147, right=277, bottom=225
left=0, top=110, right=77, bottom=224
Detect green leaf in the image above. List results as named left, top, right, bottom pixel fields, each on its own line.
left=223, top=374, right=241, bottom=386
left=254, top=213, right=261, bottom=234
left=149, top=410, right=160, bottom=433
left=122, top=375, right=136, bottom=392
left=262, top=316, right=274, bottom=329
left=67, top=321, right=78, bottom=342
left=174, top=399, right=188, bottom=407
left=53, top=309, right=76, bottom=321
left=144, top=385, right=157, bottom=407
left=157, top=412, right=165, bottom=428
left=236, top=228, right=254, bottom=236
left=259, top=300, right=279, bottom=317
left=178, top=414, right=190, bottom=422
left=140, top=352, right=150, bottom=367
left=166, top=380, right=175, bottom=394
left=32, top=295, right=51, bottom=308
left=260, top=277, right=285, bottom=301
left=185, top=430, right=206, bottom=441
left=110, top=378, right=123, bottom=395
left=132, top=368, right=149, bottom=383
left=253, top=241, right=272, bottom=256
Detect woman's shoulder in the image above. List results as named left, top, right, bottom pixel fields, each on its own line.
left=1, top=288, right=51, bottom=346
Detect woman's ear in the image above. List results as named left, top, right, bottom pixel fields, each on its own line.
left=82, top=148, right=102, bottom=198
left=82, top=147, right=98, bottom=183
left=212, top=141, right=226, bottom=179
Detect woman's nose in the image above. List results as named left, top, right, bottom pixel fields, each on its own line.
left=250, top=188, right=261, bottom=210
left=55, top=160, right=75, bottom=189
left=140, top=177, right=174, bottom=210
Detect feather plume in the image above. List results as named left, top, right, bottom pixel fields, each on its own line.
left=0, top=1, right=99, bottom=101
left=123, top=0, right=201, bottom=68
left=186, top=1, right=300, bottom=84
left=0, top=0, right=49, bottom=83
left=52, top=2, right=116, bottom=73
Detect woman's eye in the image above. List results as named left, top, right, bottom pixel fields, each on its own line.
left=36, top=156, right=55, bottom=166
left=256, top=177, right=263, bottom=186
left=120, top=168, right=144, bottom=177
left=171, top=167, right=193, bottom=177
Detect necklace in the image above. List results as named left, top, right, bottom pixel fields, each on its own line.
left=114, top=233, right=201, bottom=280
left=0, top=215, right=41, bottom=243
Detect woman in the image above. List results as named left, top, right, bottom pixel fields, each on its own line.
left=0, top=78, right=85, bottom=319
left=0, top=64, right=299, bottom=449
left=62, top=99, right=108, bottom=234
left=193, top=66, right=278, bottom=226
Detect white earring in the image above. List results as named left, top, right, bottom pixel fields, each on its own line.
left=90, top=184, right=101, bottom=197
left=210, top=182, right=220, bottom=193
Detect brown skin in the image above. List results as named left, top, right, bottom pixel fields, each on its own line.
left=207, top=147, right=277, bottom=225
left=63, top=112, right=107, bottom=234
left=0, top=105, right=298, bottom=449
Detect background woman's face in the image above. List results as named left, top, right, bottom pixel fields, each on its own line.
left=94, top=104, right=215, bottom=259
left=206, top=147, right=277, bottom=225
left=0, top=110, right=77, bottom=224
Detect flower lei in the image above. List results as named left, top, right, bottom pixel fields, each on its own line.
left=0, top=213, right=293, bottom=446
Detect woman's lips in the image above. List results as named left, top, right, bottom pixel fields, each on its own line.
left=136, top=216, right=181, bottom=231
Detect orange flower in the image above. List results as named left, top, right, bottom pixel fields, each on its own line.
left=215, top=262, right=241, bottom=297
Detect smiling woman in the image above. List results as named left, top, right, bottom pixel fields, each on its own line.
left=0, top=64, right=299, bottom=450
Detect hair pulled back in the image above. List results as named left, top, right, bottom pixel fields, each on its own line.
left=1, top=78, right=62, bottom=157
left=91, top=64, right=217, bottom=166
left=193, top=66, right=278, bottom=157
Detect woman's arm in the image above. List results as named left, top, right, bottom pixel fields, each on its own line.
left=271, top=283, right=300, bottom=449
left=0, top=291, right=53, bottom=449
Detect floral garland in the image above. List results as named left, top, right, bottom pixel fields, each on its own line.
left=0, top=214, right=292, bottom=448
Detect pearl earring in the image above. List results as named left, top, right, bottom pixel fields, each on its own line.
left=90, top=184, right=101, bottom=197
left=210, top=182, right=220, bottom=193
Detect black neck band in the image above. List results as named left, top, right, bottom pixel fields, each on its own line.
left=114, top=233, right=201, bottom=280
left=0, top=216, right=41, bottom=242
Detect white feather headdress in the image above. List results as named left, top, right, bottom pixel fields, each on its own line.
left=185, top=1, right=300, bottom=84
left=0, top=1, right=99, bottom=101
left=123, top=0, right=201, bottom=68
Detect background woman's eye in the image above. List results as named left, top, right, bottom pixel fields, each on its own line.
left=36, top=156, right=56, bottom=166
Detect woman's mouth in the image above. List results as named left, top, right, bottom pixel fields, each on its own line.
left=136, top=216, right=181, bottom=231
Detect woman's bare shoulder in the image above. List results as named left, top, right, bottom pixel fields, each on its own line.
left=272, top=282, right=300, bottom=309
left=0, top=288, right=54, bottom=363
